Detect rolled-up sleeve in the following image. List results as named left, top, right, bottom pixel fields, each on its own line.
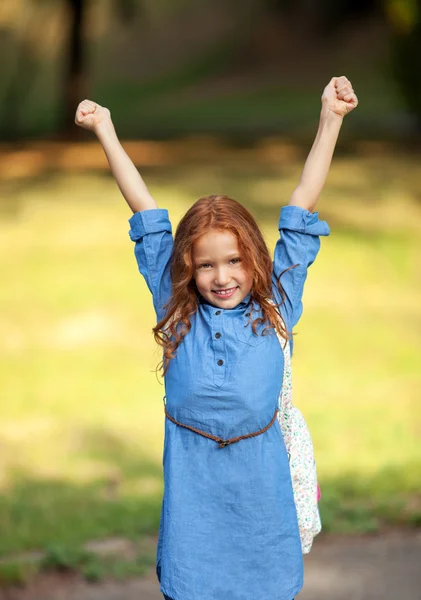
left=128, top=208, right=174, bottom=322
left=272, top=205, right=330, bottom=351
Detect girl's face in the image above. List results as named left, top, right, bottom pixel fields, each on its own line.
left=192, top=229, right=253, bottom=308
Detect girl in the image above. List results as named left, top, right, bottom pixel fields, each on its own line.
left=75, top=76, right=358, bottom=600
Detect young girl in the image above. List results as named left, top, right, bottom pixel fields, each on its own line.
left=75, top=76, right=358, bottom=600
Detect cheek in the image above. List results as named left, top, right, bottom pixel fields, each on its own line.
left=194, top=272, right=207, bottom=288
left=240, top=269, right=253, bottom=285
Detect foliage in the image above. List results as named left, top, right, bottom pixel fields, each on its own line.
left=41, top=544, right=97, bottom=572
left=0, top=560, right=39, bottom=586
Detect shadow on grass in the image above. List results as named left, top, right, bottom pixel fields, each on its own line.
left=1, top=158, right=417, bottom=243
left=0, top=425, right=164, bottom=558
left=1, top=137, right=420, bottom=240
left=319, top=463, right=421, bottom=535
left=0, top=421, right=420, bottom=558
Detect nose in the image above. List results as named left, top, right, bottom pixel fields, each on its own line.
left=214, top=266, right=230, bottom=287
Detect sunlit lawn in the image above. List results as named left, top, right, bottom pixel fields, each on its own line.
left=0, top=144, right=420, bottom=558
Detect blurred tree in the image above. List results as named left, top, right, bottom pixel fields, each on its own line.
left=63, top=0, right=86, bottom=137
left=261, top=0, right=421, bottom=128
left=0, top=0, right=140, bottom=138
left=319, top=0, right=421, bottom=128
left=0, top=2, right=50, bottom=140
left=384, top=0, right=421, bottom=128
left=62, top=0, right=139, bottom=137
left=305, top=0, right=421, bottom=128
left=1, top=0, right=419, bottom=137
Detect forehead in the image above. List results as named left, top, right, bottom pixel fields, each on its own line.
left=193, top=230, right=239, bottom=258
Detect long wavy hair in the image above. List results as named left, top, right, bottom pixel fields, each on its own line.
left=153, top=195, right=298, bottom=377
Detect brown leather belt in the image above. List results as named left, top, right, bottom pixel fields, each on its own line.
left=163, top=399, right=279, bottom=449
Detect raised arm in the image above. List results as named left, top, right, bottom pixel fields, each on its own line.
left=75, top=100, right=157, bottom=213
left=289, top=76, right=358, bottom=213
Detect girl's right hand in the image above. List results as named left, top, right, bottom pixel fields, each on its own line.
left=74, top=99, right=111, bottom=133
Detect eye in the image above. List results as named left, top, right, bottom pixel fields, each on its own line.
left=198, top=258, right=241, bottom=269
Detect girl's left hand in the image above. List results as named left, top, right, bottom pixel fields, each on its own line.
left=321, top=76, right=358, bottom=118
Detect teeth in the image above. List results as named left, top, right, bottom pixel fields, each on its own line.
left=214, top=288, right=236, bottom=295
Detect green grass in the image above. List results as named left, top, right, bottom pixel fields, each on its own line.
left=0, top=543, right=155, bottom=587
left=0, top=560, right=40, bottom=587
left=0, top=147, right=420, bottom=563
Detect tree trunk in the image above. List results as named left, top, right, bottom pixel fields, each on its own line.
left=62, top=0, right=86, bottom=137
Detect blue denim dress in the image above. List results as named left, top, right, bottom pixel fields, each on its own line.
left=128, top=205, right=330, bottom=600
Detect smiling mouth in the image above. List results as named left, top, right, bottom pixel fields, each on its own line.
left=212, top=286, right=238, bottom=297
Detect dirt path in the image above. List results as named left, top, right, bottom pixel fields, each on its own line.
left=1, top=530, right=420, bottom=600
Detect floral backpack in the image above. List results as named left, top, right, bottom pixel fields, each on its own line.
left=269, top=299, right=322, bottom=554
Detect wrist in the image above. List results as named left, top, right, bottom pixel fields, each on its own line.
left=319, top=106, right=343, bottom=128
left=94, top=117, right=116, bottom=142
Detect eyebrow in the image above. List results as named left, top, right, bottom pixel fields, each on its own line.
left=195, top=252, right=240, bottom=262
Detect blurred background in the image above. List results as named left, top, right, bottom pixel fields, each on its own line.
left=0, top=0, right=420, bottom=598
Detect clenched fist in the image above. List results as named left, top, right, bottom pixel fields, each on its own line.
left=74, top=99, right=111, bottom=133
left=321, top=76, right=358, bottom=118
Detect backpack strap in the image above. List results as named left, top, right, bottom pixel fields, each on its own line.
left=267, top=299, right=294, bottom=453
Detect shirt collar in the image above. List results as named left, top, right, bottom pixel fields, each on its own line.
left=237, top=291, right=253, bottom=308
left=198, top=290, right=253, bottom=311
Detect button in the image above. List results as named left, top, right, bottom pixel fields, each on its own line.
left=215, top=332, right=221, bottom=339
left=215, top=310, right=221, bottom=315
left=217, top=359, right=224, bottom=366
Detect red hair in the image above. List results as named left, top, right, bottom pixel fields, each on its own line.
left=153, top=195, right=296, bottom=377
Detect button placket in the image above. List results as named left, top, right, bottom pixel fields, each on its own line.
left=213, top=309, right=225, bottom=387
